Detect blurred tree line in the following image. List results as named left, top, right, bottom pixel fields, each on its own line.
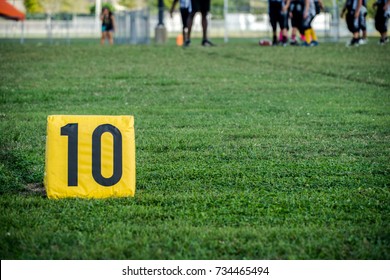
left=23, top=0, right=378, bottom=17
left=23, top=0, right=89, bottom=13
left=23, top=0, right=135, bottom=14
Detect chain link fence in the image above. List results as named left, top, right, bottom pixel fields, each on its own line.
left=114, top=9, right=150, bottom=44
left=0, top=9, right=150, bottom=44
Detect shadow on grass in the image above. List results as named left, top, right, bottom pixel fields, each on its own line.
left=21, top=183, right=46, bottom=197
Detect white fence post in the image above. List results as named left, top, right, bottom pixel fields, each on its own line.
left=224, top=0, right=228, bottom=43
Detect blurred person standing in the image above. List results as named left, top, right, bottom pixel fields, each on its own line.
left=269, top=0, right=290, bottom=45
left=358, top=0, right=368, bottom=44
left=101, top=7, right=115, bottom=45
left=302, top=0, right=322, bottom=46
left=289, top=0, right=305, bottom=45
left=170, top=0, right=192, bottom=45
left=340, top=0, right=362, bottom=46
left=185, top=0, right=214, bottom=47
left=373, top=0, right=389, bottom=44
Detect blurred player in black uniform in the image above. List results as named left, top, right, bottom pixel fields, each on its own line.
left=373, top=0, right=390, bottom=44
left=269, top=0, right=290, bottom=45
left=302, top=0, right=322, bottom=46
left=341, top=0, right=363, bottom=46
left=358, top=0, right=368, bottom=44
left=289, top=0, right=305, bottom=45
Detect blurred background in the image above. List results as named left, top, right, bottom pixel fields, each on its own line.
left=0, top=0, right=380, bottom=44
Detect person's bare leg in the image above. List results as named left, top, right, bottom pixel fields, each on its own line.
left=101, top=33, right=106, bottom=45
left=282, top=28, right=288, bottom=38
left=108, top=31, right=114, bottom=45
left=291, top=27, right=297, bottom=39
left=201, top=12, right=208, bottom=41
left=186, top=13, right=194, bottom=43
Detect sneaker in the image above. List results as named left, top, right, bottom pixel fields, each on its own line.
left=359, top=38, right=368, bottom=45
left=290, top=40, right=298, bottom=46
left=310, top=40, right=319, bottom=46
left=201, top=39, right=214, bottom=47
left=272, top=40, right=278, bottom=46
left=301, top=41, right=311, bottom=47
left=346, top=38, right=359, bottom=47
left=183, top=40, right=191, bottom=47
left=378, top=37, right=388, bottom=45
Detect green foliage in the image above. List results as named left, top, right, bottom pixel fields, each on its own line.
left=23, top=0, right=44, bottom=13
left=367, top=0, right=377, bottom=18
left=89, top=2, right=115, bottom=15
left=24, top=0, right=90, bottom=14
left=145, top=0, right=171, bottom=8
left=0, top=40, right=389, bottom=259
left=119, top=0, right=144, bottom=9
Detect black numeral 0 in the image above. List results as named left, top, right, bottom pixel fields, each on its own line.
left=92, top=124, right=122, bottom=186
left=60, top=123, right=123, bottom=187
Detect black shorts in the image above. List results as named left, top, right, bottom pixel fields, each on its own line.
left=290, top=2, right=304, bottom=30
left=102, top=25, right=114, bottom=32
left=375, top=5, right=389, bottom=33
left=191, top=0, right=210, bottom=14
left=269, top=2, right=288, bottom=31
left=346, top=11, right=359, bottom=33
left=180, top=8, right=190, bottom=28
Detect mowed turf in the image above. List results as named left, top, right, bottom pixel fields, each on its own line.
left=0, top=39, right=389, bottom=259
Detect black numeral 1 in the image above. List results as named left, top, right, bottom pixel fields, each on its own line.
left=60, top=123, right=78, bottom=186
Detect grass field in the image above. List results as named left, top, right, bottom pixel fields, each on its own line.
left=0, top=39, right=389, bottom=259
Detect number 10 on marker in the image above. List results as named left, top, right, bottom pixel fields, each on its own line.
left=44, top=115, right=135, bottom=199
